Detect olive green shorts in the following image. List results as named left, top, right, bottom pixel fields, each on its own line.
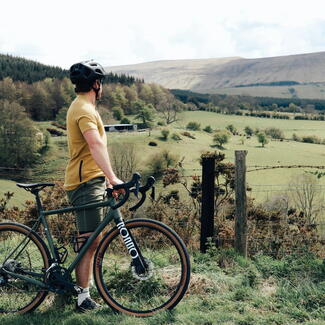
left=66, top=177, right=106, bottom=233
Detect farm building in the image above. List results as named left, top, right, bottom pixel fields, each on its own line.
left=104, top=124, right=137, bottom=132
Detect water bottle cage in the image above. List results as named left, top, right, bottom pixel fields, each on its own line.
left=54, top=245, right=68, bottom=264
left=72, top=235, right=89, bottom=254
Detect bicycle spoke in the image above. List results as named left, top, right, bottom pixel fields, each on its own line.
left=0, top=224, right=49, bottom=313
left=95, top=219, right=190, bottom=315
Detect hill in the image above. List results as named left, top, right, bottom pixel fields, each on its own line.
left=0, top=53, right=142, bottom=85
left=0, top=53, right=68, bottom=83
left=107, top=51, right=325, bottom=99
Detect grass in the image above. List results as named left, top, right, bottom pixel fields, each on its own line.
left=3, top=110, right=325, bottom=207
left=1, top=250, right=324, bottom=325
left=0, top=179, right=33, bottom=208
left=206, top=83, right=325, bottom=100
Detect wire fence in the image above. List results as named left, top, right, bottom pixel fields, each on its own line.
left=1, top=162, right=325, bottom=257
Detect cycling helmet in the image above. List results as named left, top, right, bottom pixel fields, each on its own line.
left=69, top=60, right=106, bottom=85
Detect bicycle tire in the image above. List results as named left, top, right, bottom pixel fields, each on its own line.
left=0, top=222, right=51, bottom=314
left=94, top=218, right=190, bottom=316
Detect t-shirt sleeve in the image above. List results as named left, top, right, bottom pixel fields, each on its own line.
left=77, top=114, right=98, bottom=134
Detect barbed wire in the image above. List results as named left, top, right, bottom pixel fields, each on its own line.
left=248, top=165, right=325, bottom=172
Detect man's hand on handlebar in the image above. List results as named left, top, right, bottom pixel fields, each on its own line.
left=106, top=173, right=155, bottom=210
left=106, top=176, right=125, bottom=198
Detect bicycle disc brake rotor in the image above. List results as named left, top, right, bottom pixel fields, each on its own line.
left=131, top=258, right=154, bottom=281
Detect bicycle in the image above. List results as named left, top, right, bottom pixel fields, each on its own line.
left=0, top=173, right=191, bottom=316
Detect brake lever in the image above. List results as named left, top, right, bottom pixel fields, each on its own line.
left=150, top=186, right=155, bottom=200
left=135, top=179, right=140, bottom=198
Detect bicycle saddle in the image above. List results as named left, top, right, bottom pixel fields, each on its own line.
left=16, top=182, right=55, bottom=192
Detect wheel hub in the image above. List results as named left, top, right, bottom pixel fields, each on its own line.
left=131, top=258, right=154, bottom=281
left=3, top=259, right=22, bottom=273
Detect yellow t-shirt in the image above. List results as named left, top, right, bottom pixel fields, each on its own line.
left=64, top=94, right=106, bottom=190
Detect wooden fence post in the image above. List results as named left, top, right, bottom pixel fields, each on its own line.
left=200, top=156, right=215, bottom=253
left=235, top=150, right=248, bottom=257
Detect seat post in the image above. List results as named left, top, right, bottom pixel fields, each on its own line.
left=31, top=189, right=44, bottom=212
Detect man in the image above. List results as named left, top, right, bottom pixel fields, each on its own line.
left=64, top=61, right=123, bottom=312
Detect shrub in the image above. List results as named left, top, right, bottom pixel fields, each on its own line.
left=225, top=124, right=237, bottom=135
left=171, top=133, right=182, bottom=141
left=292, top=133, right=301, bottom=142
left=157, top=121, right=166, bottom=126
left=203, top=125, right=213, bottom=133
left=55, top=106, right=68, bottom=127
left=148, top=141, right=158, bottom=146
left=186, top=121, right=201, bottom=131
left=302, top=135, right=322, bottom=144
left=120, top=117, right=131, bottom=124
left=146, top=150, right=179, bottom=177
left=244, top=126, right=254, bottom=137
left=0, top=182, right=76, bottom=245
left=213, top=130, right=230, bottom=148
left=161, top=129, right=170, bottom=141
left=265, top=127, right=285, bottom=140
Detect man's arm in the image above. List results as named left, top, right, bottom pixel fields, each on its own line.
left=83, top=128, right=121, bottom=185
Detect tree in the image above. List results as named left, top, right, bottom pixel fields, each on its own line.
left=28, top=83, right=54, bottom=120
left=157, top=94, right=183, bottom=125
left=150, top=83, right=166, bottom=106
left=134, top=101, right=155, bottom=128
left=0, top=77, right=17, bottom=101
left=213, top=130, right=230, bottom=148
left=109, top=143, right=139, bottom=181
left=112, top=106, right=124, bottom=120
left=244, top=126, right=254, bottom=137
left=0, top=100, right=41, bottom=167
left=256, top=132, right=269, bottom=147
left=288, top=173, right=323, bottom=224
left=138, top=83, right=154, bottom=104
left=225, top=124, right=237, bottom=135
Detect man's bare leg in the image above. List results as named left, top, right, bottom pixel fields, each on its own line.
left=75, top=232, right=101, bottom=309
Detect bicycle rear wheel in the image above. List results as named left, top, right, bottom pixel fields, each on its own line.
left=94, top=218, right=190, bottom=317
left=0, top=222, right=50, bottom=314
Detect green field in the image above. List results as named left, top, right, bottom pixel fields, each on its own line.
left=3, top=111, right=325, bottom=207
left=205, top=83, right=325, bottom=99
left=108, top=111, right=325, bottom=202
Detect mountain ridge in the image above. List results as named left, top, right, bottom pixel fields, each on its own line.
left=106, top=51, right=325, bottom=98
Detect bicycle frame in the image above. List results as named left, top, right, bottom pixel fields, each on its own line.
left=42, top=196, right=122, bottom=272
left=3, top=193, right=127, bottom=291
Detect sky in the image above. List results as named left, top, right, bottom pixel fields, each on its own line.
left=1, top=0, right=325, bottom=69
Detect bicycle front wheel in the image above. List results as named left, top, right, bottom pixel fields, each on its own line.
left=0, top=222, right=50, bottom=314
left=94, top=219, right=190, bottom=316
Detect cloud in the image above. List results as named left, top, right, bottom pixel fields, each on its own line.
left=1, top=0, right=325, bottom=67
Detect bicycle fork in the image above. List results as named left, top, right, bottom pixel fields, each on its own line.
left=116, top=221, right=148, bottom=275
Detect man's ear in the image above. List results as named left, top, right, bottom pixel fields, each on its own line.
left=93, top=80, right=100, bottom=89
